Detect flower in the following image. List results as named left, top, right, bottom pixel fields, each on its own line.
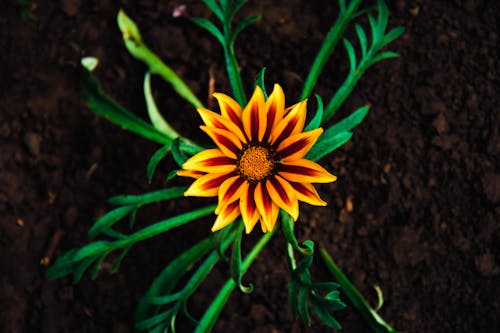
left=178, top=84, right=337, bottom=233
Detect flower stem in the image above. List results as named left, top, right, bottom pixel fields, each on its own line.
left=300, top=0, right=363, bottom=101
left=195, top=227, right=276, bottom=333
left=319, top=248, right=401, bottom=333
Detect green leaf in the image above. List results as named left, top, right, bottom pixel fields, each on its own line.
left=146, top=143, right=172, bottom=182
left=135, top=237, right=214, bottom=325
left=72, top=256, right=95, bottom=283
left=343, top=38, right=357, bottom=74
left=288, top=277, right=299, bottom=318
left=167, top=169, right=179, bottom=181
left=118, top=10, right=203, bottom=109
left=367, top=14, right=378, bottom=45
left=230, top=222, right=253, bottom=294
left=281, top=211, right=313, bottom=256
left=375, top=0, right=389, bottom=40
left=203, top=0, right=223, bottom=21
left=311, top=299, right=342, bottom=329
left=310, top=282, right=341, bottom=292
left=81, top=66, right=172, bottom=145
left=143, top=291, right=183, bottom=305
left=304, top=94, right=324, bottom=131
left=306, top=131, right=352, bottom=162
left=144, top=72, right=180, bottom=139
left=88, top=205, right=137, bottom=239
left=254, top=67, right=268, bottom=99
left=73, top=241, right=112, bottom=262
left=298, top=287, right=312, bottom=325
left=108, top=187, right=187, bottom=206
left=136, top=309, right=174, bottom=331
left=369, top=51, right=400, bottom=66
left=91, top=251, right=110, bottom=280
left=355, top=24, right=368, bottom=56
left=46, top=249, right=80, bottom=279
left=112, top=245, right=131, bottom=273
left=179, top=139, right=205, bottom=157
left=230, top=15, right=260, bottom=47
left=381, top=26, right=405, bottom=47
left=172, top=138, right=189, bottom=166
left=192, top=17, right=224, bottom=45
left=327, top=104, right=370, bottom=135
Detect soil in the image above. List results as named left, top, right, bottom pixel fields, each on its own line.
left=1, top=0, right=498, bottom=332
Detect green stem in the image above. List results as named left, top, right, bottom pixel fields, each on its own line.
left=195, top=228, right=276, bottom=333
left=300, top=0, right=363, bottom=101
left=223, top=31, right=246, bottom=106
left=322, top=50, right=373, bottom=124
left=319, top=248, right=401, bottom=333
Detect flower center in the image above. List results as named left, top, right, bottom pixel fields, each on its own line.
left=238, top=146, right=274, bottom=182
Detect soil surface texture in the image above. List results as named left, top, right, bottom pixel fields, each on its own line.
left=1, top=0, right=498, bottom=332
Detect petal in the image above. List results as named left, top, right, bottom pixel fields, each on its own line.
left=182, top=149, right=236, bottom=174
left=276, top=128, right=323, bottom=161
left=266, top=176, right=299, bottom=221
left=262, top=84, right=285, bottom=142
left=270, top=99, right=308, bottom=146
left=278, top=159, right=337, bottom=183
left=242, top=86, right=266, bottom=142
left=212, top=201, right=240, bottom=232
left=200, top=126, right=243, bottom=160
left=240, top=182, right=260, bottom=233
left=215, top=176, right=247, bottom=214
left=288, top=182, right=327, bottom=206
left=254, top=182, right=280, bottom=232
left=197, top=108, right=247, bottom=144
left=176, top=169, right=205, bottom=179
left=213, top=92, right=243, bottom=129
left=184, top=172, right=232, bottom=197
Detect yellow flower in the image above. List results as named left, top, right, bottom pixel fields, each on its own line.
left=178, top=84, right=337, bottom=233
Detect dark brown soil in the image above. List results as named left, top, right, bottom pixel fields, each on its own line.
left=1, top=0, right=498, bottom=332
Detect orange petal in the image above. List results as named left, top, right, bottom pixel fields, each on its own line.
left=240, top=182, right=260, bottom=233
left=197, top=108, right=247, bottom=144
left=213, top=92, right=243, bottom=130
left=176, top=169, right=205, bottom=179
left=262, top=84, right=285, bottom=142
left=276, top=128, right=323, bottom=161
left=184, top=172, right=232, bottom=197
left=278, top=159, right=337, bottom=183
left=182, top=149, right=236, bottom=174
left=215, top=176, right=247, bottom=214
left=254, top=182, right=280, bottom=232
left=200, top=126, right=243, bottom=160
left=266, top=175, right=299, bottom=221
left=242, top=86, right=266, bottom=142
left=212, top=201, right=240, bottom=232
left=270, top=99, right=308, bottom=146
left=288, top=182, right=327, bottom=206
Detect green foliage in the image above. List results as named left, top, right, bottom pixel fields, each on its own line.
left=47, top=205, right=216, bottom=282
left=144, top=72, right=181, bottom=139
left=230, top=221, right=254, bottom=293
left=81, top=65, right=173, bottom=145
left=254, top=67, right=269, bottom=99
left=147, top=143, right=172, bottom=182
left=117, top=10, right=203, bottom=109
left=304, top=94, right=325, bottom=131
left=323, top=0, right=405, bottom=123
left=288, top=241, right=346, bottom=329
left=320, top=248, right=402, bottom=333
left=136, top=225, right=238, bottom=332
left=193, top=0, right=260, bottom=105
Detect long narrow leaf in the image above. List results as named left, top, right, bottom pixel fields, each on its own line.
left=144, top=72, right=180, bottom=139
left=306, top=131, right=352, bottom=162
left=88, top=205, right=136, bottom=239
left=146, top=143, right=172, bottom=182
left=108, top=187, right=187, bottom=206
left=81, top=66, right=172, bottom=145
